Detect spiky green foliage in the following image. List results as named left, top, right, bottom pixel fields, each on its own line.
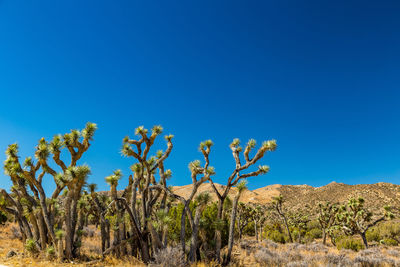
left=164, top=134, right=174, bottom=141
left=236, top=180, right=248, bottom=194
left=262, top=139, right=277, bottom=151
left=189, top=160, right=201, bottom=173
left=336, top=197, right=394, bottom=247
left=135, top=126, right=147, bottom=136
left=55, top=229, right=65, bottom=240
left=82, top=122, right=98, bottom=141
left=152, top=125, right=163, bottom=136
left=88, top=183, right=97, bottom=193
left=49, top=134, right=63, bottom=152
left=35, top=138, right=50, bottom=161
left=195, top=192, right=211, bottom=206
left=105, top=169, right=122, bottom=186
left=258, top=165, right=270, bottom=174
left=65, top=165, right=91, bottom=183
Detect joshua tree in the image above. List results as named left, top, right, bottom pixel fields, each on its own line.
left=0, top=122, right=97, bottom=260
left=189, top=192, right=211, bottom=262
left=317, top=201, right=339, bottom=245
left=111, top=125, right=176, bottom=263
left=252, top=204, right=267, bottom=242
left=153, top=209, right=173, bottom=249
left=224, top=180, right=247, bottom=266
left=336, top=197, right=394, bottom=248
left=272, top=195, right=293, bottom=243
left=236, top=202, right=254, bottom=240
left=105, top=170, right=124, bottom=256
left=179, top=140, right=215, bottom=255
left=208, top=138, right=277, bottom=261
left=288, top=211, right=310, bottom=243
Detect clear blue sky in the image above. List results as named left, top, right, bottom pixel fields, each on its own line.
left=0, top=0, right=400, bottom=192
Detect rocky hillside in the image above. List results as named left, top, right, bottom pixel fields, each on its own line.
left=171, top=181, right=400, bottom=213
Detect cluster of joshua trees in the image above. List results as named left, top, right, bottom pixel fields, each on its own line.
left=0, top=123, right=278, bottom=265
left=0, top=123, right=395, bottom=264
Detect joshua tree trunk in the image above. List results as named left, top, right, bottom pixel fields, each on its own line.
left=225, top=195, right=239, bottom=265
left=215, top=197, right=224, bottom=262
left=360, top=231, right=368, bottom=248
left=254, top=221, right=258, bottom=242
left=283, top=215, right=293, bottom=243
left=322, top=228, right=327, bottom=245
left=189, top=205, right=203, bottom=262
left=224, top=182, right=246, bottom=267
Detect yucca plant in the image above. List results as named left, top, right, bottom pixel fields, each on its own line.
left=0, top=122, right=97, bottom=260
left=336, top=197, right=394, bottom=248
left=207, top=137, right=277, bottom=263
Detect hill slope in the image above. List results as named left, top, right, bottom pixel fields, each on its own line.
left=171, top=181, right=400, bottom=212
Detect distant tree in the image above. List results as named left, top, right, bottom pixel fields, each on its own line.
left=336, top=197, right=394, bottom=248
left=288, top=211, right=310, bottom=243
left=236, top=202, right=254, bottom=240
left=272, top=195, right=293, bottom=243
left=252, top=204, right=267, bottom=242
left=317, top=201, right=339, bottom=245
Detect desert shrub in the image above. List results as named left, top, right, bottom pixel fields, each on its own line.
left=286, top=242, right=305, bottom=251
left=366, top=228, right=381, bottom=243
left=243, top=221, right=256, bottom=236
left=387, top=249, right=400, bottom=257
left=336, top=237, right=364, bottom=252
left=380, top=222, right=400, bottom=240
left=281, top=250, right=303, bottom=262
left=152, top=247, right=185, bottom=267
left=240, top=239, right=257, bottom=251
left=354, top=254, right=395, bottom=267
left=265, top=229, right=286, bottom=244
left=303, top=242, right=328, bottom=253
left=263, top=239, right=278, bottom=249
left=46, top=246, right=56, bottom=259
left=254, top=247, right=285, bottom=266
left=358, top=248, right=381, bottom=257
left=324, top=253, right=352, bottom=266
left=305, top=228, right=322, bottom=241
left=25, top=238, right=38, bottom=255
left=380, top=238, right=398, bottom=246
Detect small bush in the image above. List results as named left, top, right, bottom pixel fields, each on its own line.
left=305, top=228, right=322, bottom=242
left=263, top=239, right=278, bottom=249
left=265, top=230, right=286, bottom=244
left=336, top=237, right=364, bottom=252
left=46, top=246, right=56, bottom=259
left=25, top=238, right=38, bottom=255
left=381, top=238, right=398, bottom=246
left=152, top=247, right=185, bottom=267
left=303, top=242, right=328, bottom=253
left=366, top=228, right=380, bottom=242
left=254, top=247, right=286, bottom=266
left=387, top=249, right=400, bottom=257
left=354, top=254, right=395, bottom=267
left=324, top=253, right=352, bottom=266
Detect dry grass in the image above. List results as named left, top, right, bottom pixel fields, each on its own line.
left=2, top=223, right=400, bottom=266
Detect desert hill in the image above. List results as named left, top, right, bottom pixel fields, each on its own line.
left=171, top=181, right=400, bottom=213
